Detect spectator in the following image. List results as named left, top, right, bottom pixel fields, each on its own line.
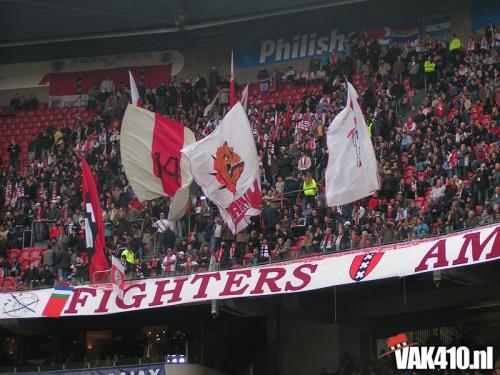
left=153, top=212, right=174, bottom=254
left=7, top=139, right=20, bottom=167
left=100, top=76, right=115, bottom=94
left=40, top=264, right=55, bottom=286
left=162, top=248, right=177, bottom=275
left=302, top=173, right=318, bottom=210
left=413, top=217, right=430, bottom=238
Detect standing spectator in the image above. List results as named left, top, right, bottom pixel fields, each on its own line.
left=101, top=76, right=115, bottom=94
left=378, top=58, right=391, bottom=85
left=207, top=216, right=223, bottom=251
left=54, top=247, right=71, bottom=281
left=392, top=56, right=405, bottom=83
left=152, top=212, right=174, bottom=254
left=42, top=243, right=55, bottom=272
left=297, top=150, right=312, bottom=174
left=302, top=173, right=318, bottom=210
left=7, top=139, right=20, bottom=167
left=472, top=163, right=490, bottom=204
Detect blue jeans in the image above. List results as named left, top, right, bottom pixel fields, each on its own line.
left=210, top=237, right=221, bottom=251
left=57, top=268, right=66, bottom=280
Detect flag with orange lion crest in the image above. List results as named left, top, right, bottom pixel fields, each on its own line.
left=182, top=102, right=262, bottom=234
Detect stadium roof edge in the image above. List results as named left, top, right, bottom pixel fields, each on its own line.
left=0, top=0, right=369, bottom=48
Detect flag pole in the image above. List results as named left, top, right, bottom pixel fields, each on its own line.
left=229, top=50, right=235, bottom=108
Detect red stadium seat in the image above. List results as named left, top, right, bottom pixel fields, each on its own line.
left=2, top=277, right=15, bottom=291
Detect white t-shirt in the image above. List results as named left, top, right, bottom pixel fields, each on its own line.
left=213, top=223, right=222, bottom=238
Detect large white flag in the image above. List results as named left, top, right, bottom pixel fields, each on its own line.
left=325, top=82, right=379, bottom=207
left=182, top=102, right=262, bottom=234
left=120, top=104, right=195, bottom=220
left=128, top=71, right=142, bottom=107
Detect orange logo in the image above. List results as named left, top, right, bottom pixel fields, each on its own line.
left=211, top=142, right=245, bottom=194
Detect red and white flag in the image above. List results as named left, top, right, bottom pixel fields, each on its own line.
left=229, top=50, right=236, bottom=108
left=111, top=256, right=125, bottom=300
left=270, top=111, right=280, bottom=142
left=182, top=102, right=262, bottom=234
left=325, top=81, right=380, bottom=207
left=129, top=71, right=142, bottom=107
left=240, top=84, right=249, bottom=110
left=120, top=104, right=195, bottom=220
left=81, top=158, right=108, bottom=282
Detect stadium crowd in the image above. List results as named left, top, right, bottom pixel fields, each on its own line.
left=0, top=25, right=499, bottom=289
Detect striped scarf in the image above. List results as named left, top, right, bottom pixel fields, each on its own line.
left=16, top=183, right=24, bottom=199
left=51, top=182, right=58, bottom=200
left=5, top=181, right=13, bottom=199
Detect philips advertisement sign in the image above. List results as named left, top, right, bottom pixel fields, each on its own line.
left=236, top=29, right=354, bottom=68
left=234, top=17, right=450, bottom=68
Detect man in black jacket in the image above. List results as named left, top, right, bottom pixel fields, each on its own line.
left=54, top=247, right=71, bottom=281
left=7, top=139, right=20, bottom=167
left=283, top=175, right=300, bottom=213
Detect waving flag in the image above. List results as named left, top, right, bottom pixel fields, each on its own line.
left=229, top=50, right=236, bottom=108
left=129, top=70, right=142, bottom=107
left=390, top=24, right=418, bottom=42
left=120, top=104, right=195, bottom=220
left=81, top=158, right=108, bottom=281
left=111, top=256, right=125, bottom=300
left=182, top=102, right=262, bottom=234
left=425, top=18, right=451, bottom=37
left=241, top=84, right=249, bottom=110
left=325, top=81, right=379, bottom=207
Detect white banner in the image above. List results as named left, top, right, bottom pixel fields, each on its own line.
left=1, top=224, right=498, bottom=319
left=50, top=50, right=184, bottom=76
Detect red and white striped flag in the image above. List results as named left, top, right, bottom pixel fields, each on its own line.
left=270, top=111, right=280, bottom=142
left=120, top=105, right=195, bottom=220
left=129, top=71, right=142, bottom=107
left=229, top=50, right=236, bottom=108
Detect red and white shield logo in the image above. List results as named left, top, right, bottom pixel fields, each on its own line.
left=349, top=252, right=384, bottom=281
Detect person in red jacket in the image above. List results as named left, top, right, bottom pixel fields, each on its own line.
left=49, top=219, right=64, bottom=240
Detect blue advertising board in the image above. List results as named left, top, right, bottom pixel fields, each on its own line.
left=234, top=17, right=453, bottom=68
left=32, top=364, right=165, bottom=375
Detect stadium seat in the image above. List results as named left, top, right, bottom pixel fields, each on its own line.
left=1, top=277, right=15, bottom=291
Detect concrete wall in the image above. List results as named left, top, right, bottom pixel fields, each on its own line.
left=280, top=311, right=340, bottom=375
left=165, top=364, right=227, bottom=375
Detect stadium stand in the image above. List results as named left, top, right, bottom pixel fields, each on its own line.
left=0, top=25, right=499, bottom=292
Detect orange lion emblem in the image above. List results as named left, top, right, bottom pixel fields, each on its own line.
left=211, top=141, right=245, bottom=194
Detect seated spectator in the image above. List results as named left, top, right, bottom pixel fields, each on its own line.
left=40, top=264, right=55, bottom=286
left=149, top=255, right=162, bottom=276
left=135, top=258, right=147, bottom=279
left=272, top=237, right=290, bottom=261
left=162, top=248, right=177, bottom=275
left=413, top=217, right=430, bottom=239
left=22, top=263, right=40, bottom=288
